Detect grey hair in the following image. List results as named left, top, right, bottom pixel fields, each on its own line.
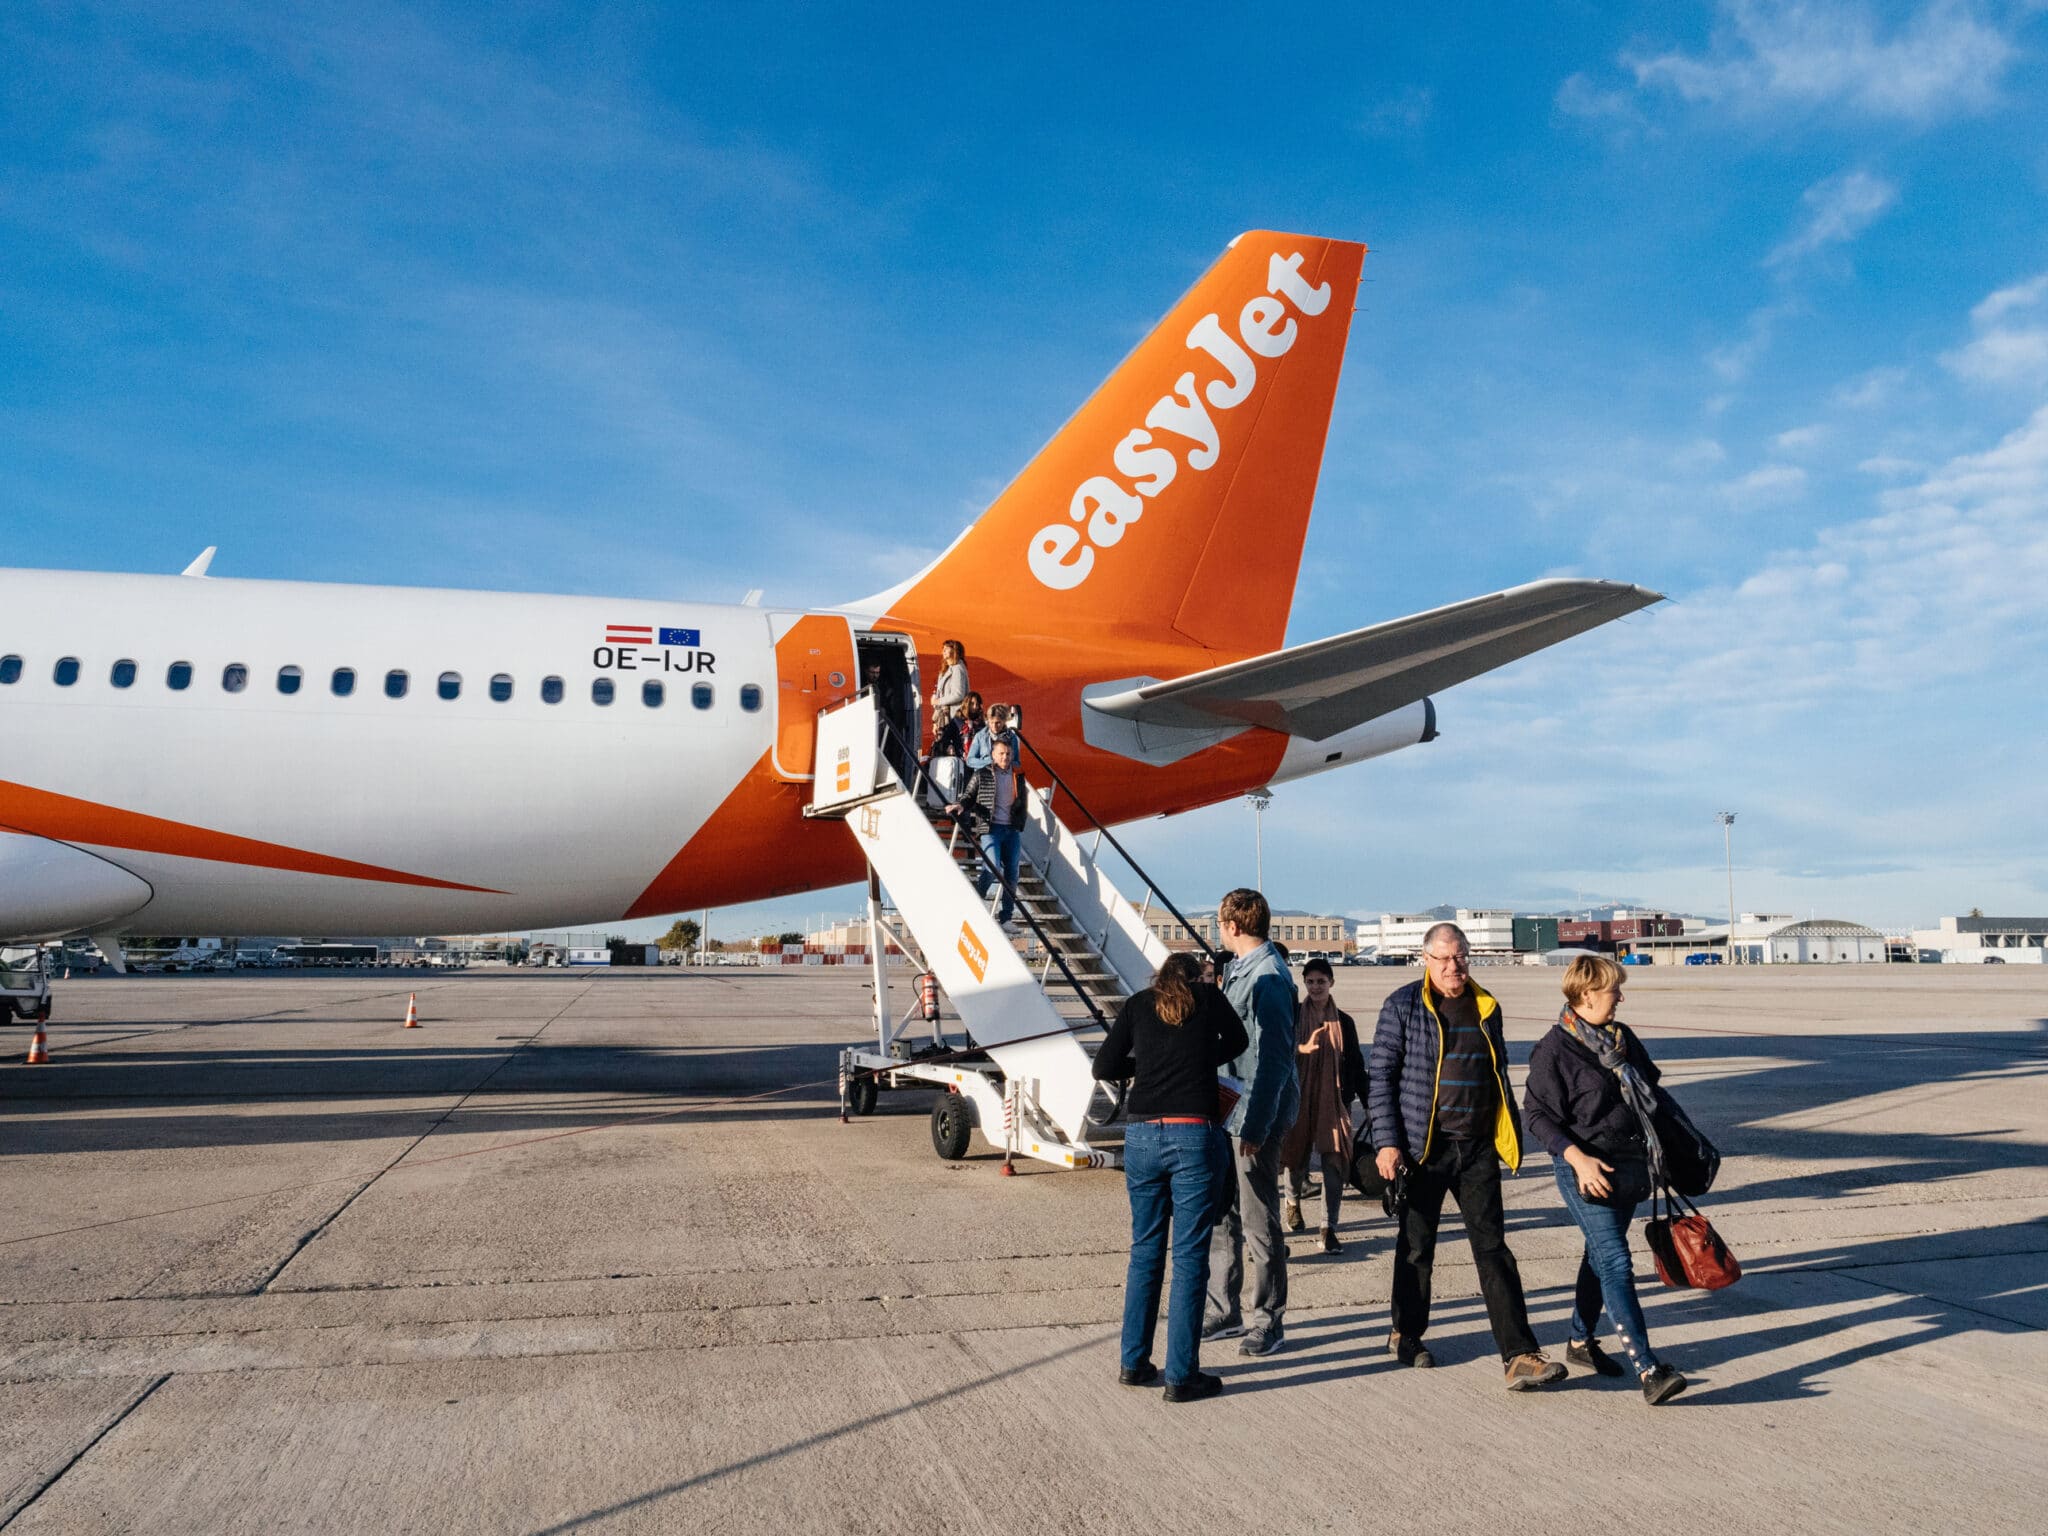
left=1422, top=922, right=1468, bottom=953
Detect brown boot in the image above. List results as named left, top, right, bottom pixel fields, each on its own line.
left=1505, top=1352, right=1568, bottom=1391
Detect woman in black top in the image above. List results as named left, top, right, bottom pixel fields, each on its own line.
left=1523, top=954, right=1686, bottom=1406
left=1094, top=951, right=1248, bottom=1403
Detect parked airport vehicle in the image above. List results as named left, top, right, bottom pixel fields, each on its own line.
left=1, top=947, right=52, bottom=1023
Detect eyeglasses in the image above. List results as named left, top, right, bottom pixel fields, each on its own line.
left=1424, top=952, right=1470, bottom=969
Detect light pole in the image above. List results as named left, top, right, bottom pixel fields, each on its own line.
left=1716, top=812, right=1737, bottom=966
left=1246, top=790, right=1273, bottom=890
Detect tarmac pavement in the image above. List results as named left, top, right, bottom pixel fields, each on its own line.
left=2, top=965, right=2044, bottom=1533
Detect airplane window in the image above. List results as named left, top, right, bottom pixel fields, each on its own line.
left=167, top=661, right=192, bottom=690
left=332, top=667, right=356, bottom=697
left=438, top=672, right=461, bottom=701
left=0, top=655, right=21, bottom=685
left=541, top=675, right=563, bottom=704
left=109, top=659, right=137, bottom=688
left=55, top=657, right=81, bottom=687
left=642, top=679, right=664, bottom=708
left=591, top=677, right=614, bottom=706
left=691, top=682, right=713, bottom=710
left=222, top=664, right=248, bottom=693
left=385, top=669, right=408, bottom=699
left=490, top=674, right=513, bottom=703
left=739, top=684, right=763, bottom=713
left=277, top=665, right=303, bottom=695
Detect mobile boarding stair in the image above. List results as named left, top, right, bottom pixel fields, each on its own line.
left=805, top=691, right=1213, bottom=1171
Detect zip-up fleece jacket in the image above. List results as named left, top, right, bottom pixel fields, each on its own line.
left=952, top=765, right=1027, bottom=831
left=1367, top=976, right=1523, bottom=1171
left=1222, top=941, right=1300, bottom=1146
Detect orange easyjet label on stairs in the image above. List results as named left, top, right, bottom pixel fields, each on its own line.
left=957, top=922, right=989, bottom=982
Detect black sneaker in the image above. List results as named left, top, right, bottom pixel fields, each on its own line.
left=1642, top=1363, right=1688, bottom=1405
left=1389, top=1331, right=1435, bottom=1368
left=1239, top=1326, right=1284, bottom=1357
left=1118, top=1362, right=1159, bottom=1387
left=1163, top=1371, right=1224, bottom=1404
left=1201, top=1317, right=1247, bottom=1341
left=1317, top=1227, right=1341, bottom=1255
left=1567, top=1339, right=1626, bottom=1378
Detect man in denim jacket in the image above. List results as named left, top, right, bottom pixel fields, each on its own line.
left=1203, top=887, right=1301, bottom=1357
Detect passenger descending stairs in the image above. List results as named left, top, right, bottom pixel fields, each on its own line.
left=804, top=692, right=1180, bottom=1167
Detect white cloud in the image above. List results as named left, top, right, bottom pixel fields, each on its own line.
left=1362, top=86, right=1434, bottom=136
left=1972, top=272, right=2048, bottom=327
left=1856, top=454, right=1923, bottom=476
left=1555, top=72, right=1643, bottom=123
left=1943, top=269, right=2048, bottom=387
left=1475, top=402, right=2048, bottom=720
left=1944, top=328, right=2048, bottom=385
left=1723, top=463, right=1809, bottom=506
left=1772, top=424, right=1827, bottom=453
left=1765, top=169, right=1897, bottom=266
left=1832, top=366, right=1908, bottom=408
left=1670, top=437, right=1729, bottom=472
left=1623, top=1, right=2018, bottom=122
left=1708, top=301, right=1798, bottom=382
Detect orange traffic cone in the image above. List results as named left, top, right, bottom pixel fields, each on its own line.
left=25, top=1022, right=49, bottom=1064
left=403, top=994, right=421, bottom=1029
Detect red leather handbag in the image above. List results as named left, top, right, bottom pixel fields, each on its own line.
left=1644, top=1185, right=1742, bottom=1290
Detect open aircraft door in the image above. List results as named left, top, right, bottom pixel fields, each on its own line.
left=770, top=614, right=859, bottom=781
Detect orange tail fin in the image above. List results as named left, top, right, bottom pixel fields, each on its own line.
left=883, top=232, right=1365, bottom=659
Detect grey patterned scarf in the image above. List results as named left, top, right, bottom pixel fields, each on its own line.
left=1559, top=1005, right=1664, bottom=1188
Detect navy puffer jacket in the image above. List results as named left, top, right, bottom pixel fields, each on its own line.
left=1367, top=977, right=1523, bottom=1171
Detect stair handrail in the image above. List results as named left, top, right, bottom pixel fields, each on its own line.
left=874, top=715, right=1114, bottom=1033
left=1011, top=730, right=1219, bottom=965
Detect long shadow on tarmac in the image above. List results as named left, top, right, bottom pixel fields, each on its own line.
left=1635, top=1219, right=2048, bottom=1404
left=0, top=1040, right=848, bottom=1156
left=519, top=1332, right=1108, bottom=1534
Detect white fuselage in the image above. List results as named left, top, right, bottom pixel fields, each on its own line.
left=2, top=570, right=787, bottom=935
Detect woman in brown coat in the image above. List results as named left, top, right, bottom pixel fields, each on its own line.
left=1279, top=957, right=1367, bottom=1252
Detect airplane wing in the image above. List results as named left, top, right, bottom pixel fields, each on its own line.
left=1083, top=578, right=1663, bottom=741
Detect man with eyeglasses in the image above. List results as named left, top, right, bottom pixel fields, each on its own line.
left=1368, top=922, right=1565, bottom=1390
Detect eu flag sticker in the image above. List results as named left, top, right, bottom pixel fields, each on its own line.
left=659, top=627, right=700, bottom=647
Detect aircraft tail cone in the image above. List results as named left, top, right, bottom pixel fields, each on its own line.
left=403, top=993, right=421, bottom=1029
left=25, top=1023, right=49, bottom=1064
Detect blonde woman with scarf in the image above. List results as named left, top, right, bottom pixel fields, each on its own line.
left=1279, top=957, right=1367, bottom=1253
left=1523, top=953, right=1687, bottom=1406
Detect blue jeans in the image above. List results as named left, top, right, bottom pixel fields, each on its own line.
left=1554, top=1165, right=1661, bottom=1374
left=1121, top=1121, right=1231, bottom=1383
left=977, top=825, right=1021, bottom=922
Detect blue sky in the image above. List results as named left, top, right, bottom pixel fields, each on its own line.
left=5, top=2, right=2045, bottom=935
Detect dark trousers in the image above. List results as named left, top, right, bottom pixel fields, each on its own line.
left=1389, top=1136, right=1540, bottom=1362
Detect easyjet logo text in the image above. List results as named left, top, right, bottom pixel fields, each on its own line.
left=957, top=921, right=989, bottom=982
left=1025, top=250, right=1332, bottom=592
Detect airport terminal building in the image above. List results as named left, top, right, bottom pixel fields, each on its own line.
left=1906, top=915, right=2048, bottom=963
left=1144, top=909, right=1352, bottom=955
left=1625, top=915, right=1889, bottom=965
